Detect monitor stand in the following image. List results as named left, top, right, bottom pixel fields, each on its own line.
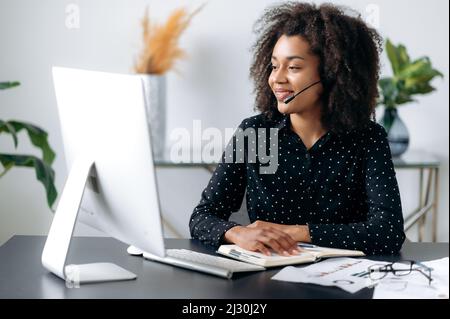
left=41, top=156, right=137, bottom=285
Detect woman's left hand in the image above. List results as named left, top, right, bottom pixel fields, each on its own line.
left=247, top=220, right=311, bottom=243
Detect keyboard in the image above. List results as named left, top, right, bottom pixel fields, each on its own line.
left=143, top=249, right=266, bottom=279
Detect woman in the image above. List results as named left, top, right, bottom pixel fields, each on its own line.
left=189, top=2, right=405, bottom=256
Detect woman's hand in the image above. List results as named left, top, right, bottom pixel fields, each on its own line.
left=247, top=220, right=311, bottom=243
left=223, top=222, right=301, bottom=256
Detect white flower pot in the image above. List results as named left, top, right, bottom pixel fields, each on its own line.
left=140, top=74, right=166, bottom=161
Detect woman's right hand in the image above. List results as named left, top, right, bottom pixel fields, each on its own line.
left=223, top=225, right=300, bottom=256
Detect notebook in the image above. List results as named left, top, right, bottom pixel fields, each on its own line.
left=217, top=243, right=365, bottom=267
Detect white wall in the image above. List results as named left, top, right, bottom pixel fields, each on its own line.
left=0, top=0, right=448, bottom=245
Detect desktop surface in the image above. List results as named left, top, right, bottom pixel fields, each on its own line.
left=0, top=236, right=448, bottom=299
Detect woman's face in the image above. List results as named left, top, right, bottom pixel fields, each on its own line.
left=268, top=35, right=323, bottom=115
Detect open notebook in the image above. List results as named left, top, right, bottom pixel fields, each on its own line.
left=217, top=243, right=365, bottom=267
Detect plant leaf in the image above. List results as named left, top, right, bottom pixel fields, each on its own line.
left=386, top=39, right=401, bottom=75
left=395, top=93, right=415, bottom=105
left=397, top=45, right=411, bottom=70
left=0, top=81, right=20, bottom=90
left=378, top=77, right=398, bottom=108
left=0, top=153, right=57, bottom=209
left=386, top=39, right=411, bottom=76
left=404, top=69, right=443, bottom=90
left=8, top=121, right=56, bottom=165
left=398, top=57, right=430, bottom=79
left=0, top=119, right=19, bottom=147
left=411, top=83, right=435, bottom=95
left=381, top=40, right=443, bottom=108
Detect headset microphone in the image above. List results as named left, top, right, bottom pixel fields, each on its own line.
left=283, top=80, right=321, bottom=104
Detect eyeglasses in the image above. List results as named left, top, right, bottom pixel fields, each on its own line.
left=368, top=260, right=433, bottom=285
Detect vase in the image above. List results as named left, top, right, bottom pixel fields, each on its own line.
left=380, top=108, right=409, bottom=157
left=140, top=74, right=167, bottom=161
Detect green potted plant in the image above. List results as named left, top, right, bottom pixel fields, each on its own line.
left=377, top=39, right=443, bottom=157
left=0, top=81, right=57, bottom=209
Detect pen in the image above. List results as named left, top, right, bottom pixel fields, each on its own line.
left=298, top=243, right=317, bottom=248
left=229, top=249, right=261, bottom=259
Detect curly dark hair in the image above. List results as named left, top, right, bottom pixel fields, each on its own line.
left=249, top=2, right=383, bottom=132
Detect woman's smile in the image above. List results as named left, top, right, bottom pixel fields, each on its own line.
left=273, top=89, right=294, bottom=101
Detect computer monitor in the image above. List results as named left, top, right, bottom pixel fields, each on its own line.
left=42, top=67, right=166, bottom=284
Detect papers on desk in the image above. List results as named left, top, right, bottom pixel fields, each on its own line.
left=271, top=257, right=380, bottom=293
left=271, top=257, right=449, bottom=298
left=373, top=257, right=449, bottom=299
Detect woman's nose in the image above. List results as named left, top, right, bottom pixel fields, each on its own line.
left=272, top=68, right=288, bottom=83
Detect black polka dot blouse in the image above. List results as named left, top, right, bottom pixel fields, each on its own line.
left=189, top=114, right=406, bottom=255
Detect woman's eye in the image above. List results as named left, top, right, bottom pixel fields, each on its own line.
left=270, top=65, right=301, bottom=70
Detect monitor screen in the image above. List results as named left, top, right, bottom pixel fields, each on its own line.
left=42, top=67, right=166, bottom=283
